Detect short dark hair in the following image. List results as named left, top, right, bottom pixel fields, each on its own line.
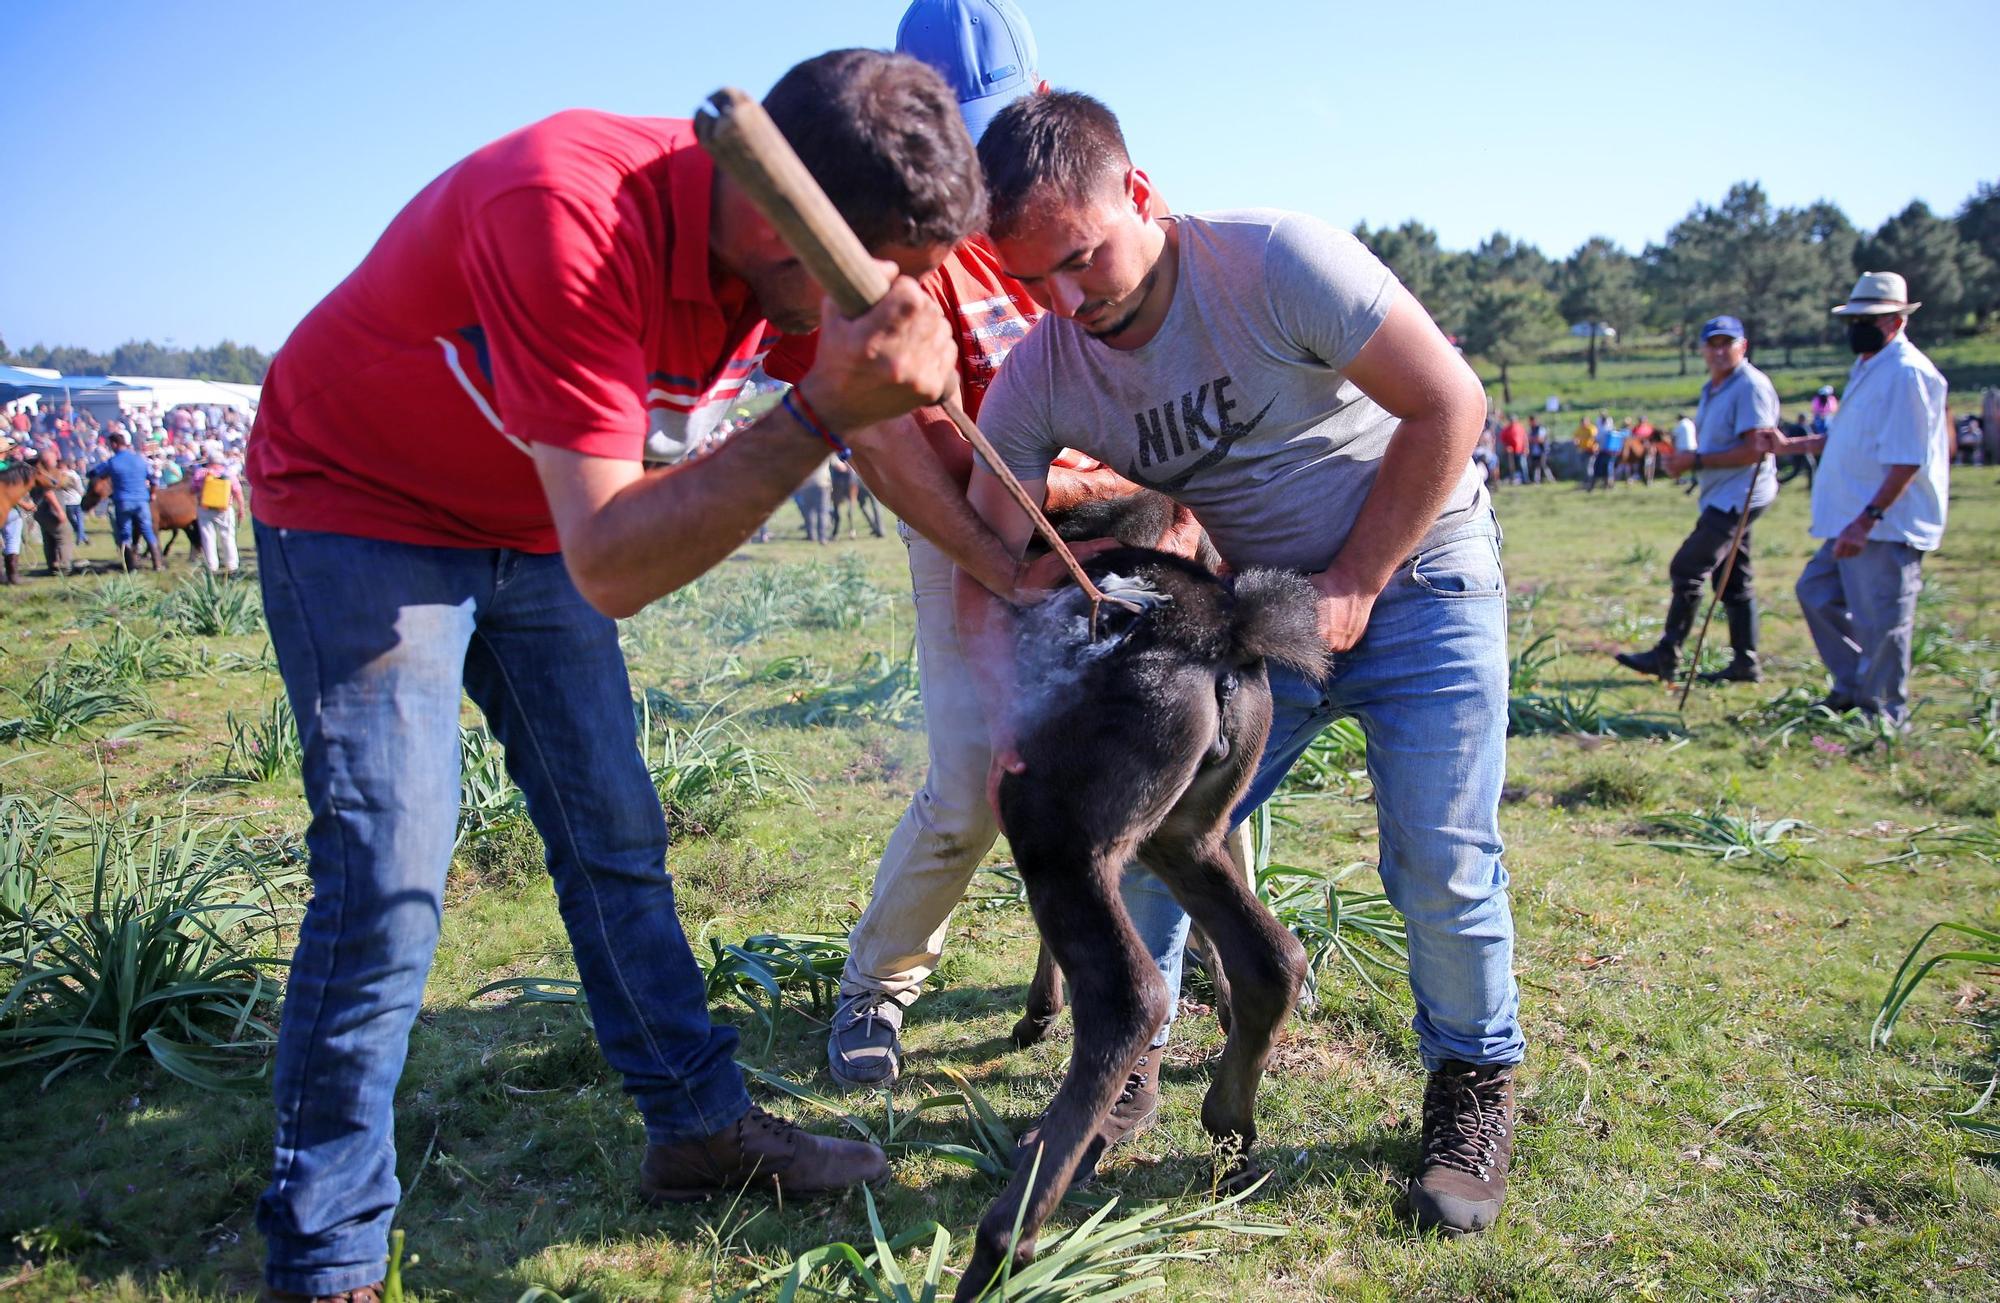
left=763, top=49, right=985, bottom=251
left=977, top=91, right=1131, bottom=238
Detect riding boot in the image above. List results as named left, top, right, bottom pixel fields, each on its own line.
left=1700, top=602, right=1762, bottom=683
left=122, top=545, right=137, bottom=573
left=2, top=554, right=16, bottom=585
left=1615, top=591, right=1699, bottom=681
left=147, top=542, right=162, bottom=571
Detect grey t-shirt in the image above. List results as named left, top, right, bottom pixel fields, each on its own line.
left=1694, top=361, right=1780, bottom=512
left=980, top=209, right=1487, bottom=574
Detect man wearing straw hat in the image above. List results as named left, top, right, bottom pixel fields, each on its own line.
left=1758, top=271, right=1951, bottom=724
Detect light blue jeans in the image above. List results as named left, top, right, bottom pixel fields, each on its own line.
left=1794, top=538, right=1924, bottom=724
left=253, top=523, right=750, bottom=1298
left=1123, top=521, right=1523, bottom=1069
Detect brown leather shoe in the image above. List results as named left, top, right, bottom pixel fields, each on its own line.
left=1409, top=1060, right=1517, bottom=1235
left=639, top=1104, right=888, bottom=1202
left=261, top=1285, right=384, bottom=1303
left=1015, top=1055, right=1160, bottom=1186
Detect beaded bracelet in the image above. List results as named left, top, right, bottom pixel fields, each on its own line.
left=781, top=388, right=852, bottom=462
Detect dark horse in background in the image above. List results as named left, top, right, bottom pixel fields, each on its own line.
left=955, top=492, right=1326, bottom=1301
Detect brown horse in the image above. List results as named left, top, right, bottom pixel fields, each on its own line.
left=81, top=474, right=200, bottom=560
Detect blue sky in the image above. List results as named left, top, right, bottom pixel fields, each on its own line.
left=4, top=0, right=1993, bottom=355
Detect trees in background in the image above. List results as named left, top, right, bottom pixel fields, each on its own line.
left=2, top=339, right=271, bottom=384
left=1461, top=279, right=1563, bottom=405
left=1557, top=237, right=1642, bottom=379
left=1351, top=175, right=2000, bottom=383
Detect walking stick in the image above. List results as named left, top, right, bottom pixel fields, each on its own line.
left=1675, top=454, right=1769, bottom=711
left=692, top=87, right=1138, bottom=635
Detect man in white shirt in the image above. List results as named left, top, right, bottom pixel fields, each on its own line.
left=1759, top=272, right=1950, bottom=724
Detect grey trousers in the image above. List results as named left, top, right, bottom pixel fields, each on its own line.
left=1795, top=538, right=1924, bottom=723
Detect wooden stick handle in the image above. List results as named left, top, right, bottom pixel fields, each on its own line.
left=694, top=88, right=887, bottom=318
left=693, top=87, right=1135, bottom=620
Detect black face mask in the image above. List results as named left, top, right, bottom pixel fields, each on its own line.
left=1847, top=318, right=1888, bottom=355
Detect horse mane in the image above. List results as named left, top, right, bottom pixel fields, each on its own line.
left=0, top=461, right=35, bottom=488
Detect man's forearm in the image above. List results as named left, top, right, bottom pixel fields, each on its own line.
left=557, top=411, right=830, bottom=617
left=1325, top=408, right=1481, bottom=592
left=1697, top=443, right=1770, bottom=470
left=847, top=413, right=1020, bottom=598
left=1864, top=464, right=1920, bottom=515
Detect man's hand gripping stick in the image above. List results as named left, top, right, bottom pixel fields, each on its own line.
left=693, top=87, right=1138, bottom=635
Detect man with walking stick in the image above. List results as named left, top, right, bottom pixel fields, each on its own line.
left=1613, top=315, right=1778, bottom=685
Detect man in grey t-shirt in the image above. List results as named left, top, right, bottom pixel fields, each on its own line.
left=956, top=91, right=1520, bottom=1236
left=1614, top=315, right=1780, bottom=684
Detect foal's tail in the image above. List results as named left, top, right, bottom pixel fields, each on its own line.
left=1230, top=569, right=1328, bottom=681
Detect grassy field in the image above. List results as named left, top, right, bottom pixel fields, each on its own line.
left=1476, top=332, right=2000, bottom=425
left=3, top=466, right=1999, bottom=1301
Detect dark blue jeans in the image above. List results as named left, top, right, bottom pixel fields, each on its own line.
left=112, top=501, right=158, bottom=549
left=253, top=523, right=749, bottom=1298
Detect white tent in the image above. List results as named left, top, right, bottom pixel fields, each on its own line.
left=107, top=376, right=260, bottom=413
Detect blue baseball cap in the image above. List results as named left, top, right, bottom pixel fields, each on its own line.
left=896, top=0, right=1039, bottom=144
left=1700, top=315, right=1745, bottom=341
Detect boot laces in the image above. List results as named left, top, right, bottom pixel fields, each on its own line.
left=839, top=991, right=895, bottom=1039
left=742, top=1104, right=803, bottom=1144
left=1421, top=1066, right=1509, bottom=1179
left=1115, top=1056, right=1151, bottom=1107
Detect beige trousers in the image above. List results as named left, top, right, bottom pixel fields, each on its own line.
left=842, top=527, right=1253, bottom=1003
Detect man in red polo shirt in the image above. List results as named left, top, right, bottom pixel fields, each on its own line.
left=246, top=50, right=981, bottom=1303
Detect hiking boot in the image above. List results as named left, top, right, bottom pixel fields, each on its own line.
left=1699, top=653, right=1761, bottom=684
left=827, top=991, right=905, bottom=1089
left=639, top=1104, right=888, bottom=1203
left=1016, top=1055, right=1159, bottom=1186
left=1409, top=1060, right=1517, bottom=1236
left=261, top=1286, right=384, bottom=1303
left=1819, top=692, right=1857, bottom=714
left=1613, top=645, right=1677, bottom=681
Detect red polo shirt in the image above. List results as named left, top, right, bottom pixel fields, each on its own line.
left=248, top=111, right=771, bottom=552
left=764, top=234, right=1039, bottom=422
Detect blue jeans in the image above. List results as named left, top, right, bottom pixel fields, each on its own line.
left=253, top=523, right=749, bottom=1298
left=65, top=503, right=86, bottom=543
left=112, top=501, right=158, bottom=549
left=1124, top=521, right=1523, bottom=1070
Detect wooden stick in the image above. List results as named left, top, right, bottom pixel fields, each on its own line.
left=1676, top=457, right=1766, bottom=711
left=692, top=87, right=1135, bottom=627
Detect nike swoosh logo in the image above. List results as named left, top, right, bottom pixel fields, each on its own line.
left=1125, top=394, right=1276, bottom=493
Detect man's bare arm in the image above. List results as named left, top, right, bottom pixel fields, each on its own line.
left=535, top=272, right=955, bottom=618
left=1312, top=288, right=1487, bottom=648
left=847, top=408, right=1021, bottom=597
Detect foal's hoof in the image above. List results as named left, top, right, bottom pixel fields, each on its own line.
left=1010, top=1013, right=1059, bottom=1049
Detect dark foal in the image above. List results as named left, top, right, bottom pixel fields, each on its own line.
left=956, top=544, right=1323, bottom=1301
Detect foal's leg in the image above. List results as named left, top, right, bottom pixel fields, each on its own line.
left=1012, top=942, right=1065, bottom=1048
left=959, top=853, right=1165, bottom=1302
left=1144, top=830, right=1306, bottom=1184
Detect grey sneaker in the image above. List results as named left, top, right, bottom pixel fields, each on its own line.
left=828, top=991, right=905, bottom=1088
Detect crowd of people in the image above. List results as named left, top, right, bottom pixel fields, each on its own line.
left=0, top=3, right=1980, bottom=1297
left=0, top=397, right=251, bottom=580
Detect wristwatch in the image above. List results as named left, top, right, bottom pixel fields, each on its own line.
left=1862, top=504, right=1887, bottom=521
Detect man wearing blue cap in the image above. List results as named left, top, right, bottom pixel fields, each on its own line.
left=1615, top=315, right=1779, bottom=684
left=760, top=3, right=1198, bottom=1142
